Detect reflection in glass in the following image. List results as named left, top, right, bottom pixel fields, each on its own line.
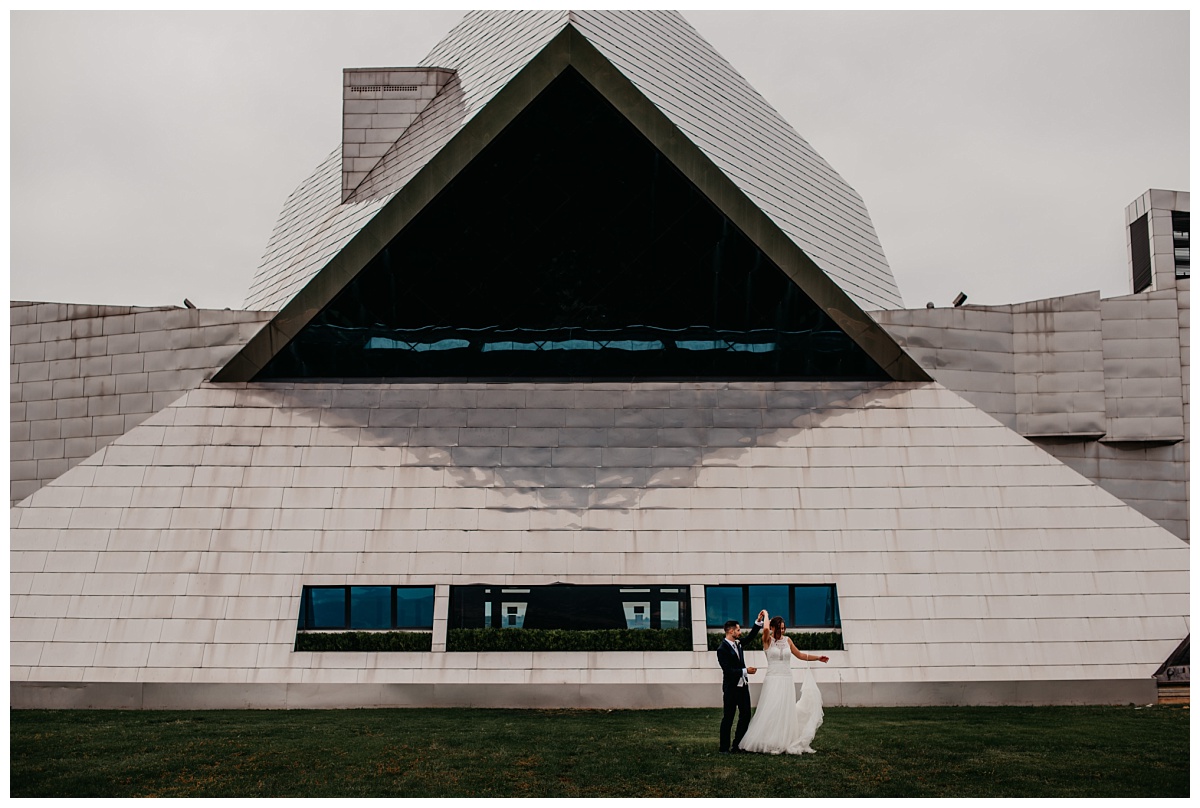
left=623, top=601, right=651, bottom=629
left=704, top=584, right=841, bottom=629
left=309, top=588, right=346, bottom=628
left=349, top=586, right=391, bottom=629
left=450, top=585, right=689, bottom=631
left=794, top=585, right=840, bottom=628
left=258, top=68, right=887, bottom=382
left=299, top=586, right=435, bottom=631
left=660, top=601, right=681, bottom=629
left=749, top=585, right=789, bottom=625
left=705, top=586, right=744, bottom=628
left=396, top=587, right=435, bottom=628
left=502, top=602, right=528, bottom=628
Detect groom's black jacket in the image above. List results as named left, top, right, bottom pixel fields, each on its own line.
left=716, top=622, right=762, bottom=691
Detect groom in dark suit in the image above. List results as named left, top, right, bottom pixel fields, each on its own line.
left=717, top=611, right=765, bottom=753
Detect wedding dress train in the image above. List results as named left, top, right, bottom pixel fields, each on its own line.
left=737, top=636, right=824, bottom=755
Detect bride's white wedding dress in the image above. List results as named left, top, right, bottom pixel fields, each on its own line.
left=737, top=636, right=824, bottom=755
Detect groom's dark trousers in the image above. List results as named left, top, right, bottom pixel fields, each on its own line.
left=717, top=621, right=761, bottom=752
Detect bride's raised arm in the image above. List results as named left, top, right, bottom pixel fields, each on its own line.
left=786, top=636, right=830, bottom=663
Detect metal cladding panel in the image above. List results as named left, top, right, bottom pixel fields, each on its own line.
left=243, top=10, right=904, bottom=313
left=244, top=11, right=569, bottom=312
left=9, top=380, right=1190, bottom=693
left=350, top=10, right=574, bottom=205
left=245, top=149, right=389, bottom=312
left=569, top=11, right=901, bottom=311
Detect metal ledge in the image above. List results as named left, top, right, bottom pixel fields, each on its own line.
left=1098, top=436, right=1185, bottom=447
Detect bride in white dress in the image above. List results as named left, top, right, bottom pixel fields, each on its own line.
left=737, top=615, right=830, bottom=755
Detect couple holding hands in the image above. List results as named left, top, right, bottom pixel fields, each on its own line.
left=717, top=610, right=830, bottom=756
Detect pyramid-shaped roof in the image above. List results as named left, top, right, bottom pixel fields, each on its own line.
left=227, top=11, right=920, bottom=383
left=246, top=12, right=903, bottom=313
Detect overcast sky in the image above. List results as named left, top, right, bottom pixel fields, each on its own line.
left=10, top=10, right=1189, bottom=312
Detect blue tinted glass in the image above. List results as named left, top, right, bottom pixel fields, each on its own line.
left=309, top=588, right=347, bottom=628
left=705, top=586, right=744, bottom=627
left=396, top=587, right=435, bottom=628
left=660, top=600, right=681, bottom=630
left=349, top=587, right=392, bottom=629
left=748, top=585, right=789, bottom=625
left=793, top=585, right=839, bottom=627
left=365, top=337, right=470, bottom=352
left=482, top=341, right=541, bottom=352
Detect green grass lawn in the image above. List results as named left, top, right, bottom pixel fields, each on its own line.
left=10, top=705, right=1188, bottom=798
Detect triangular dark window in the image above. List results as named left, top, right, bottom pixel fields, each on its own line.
left=256, top=68, right=887, bottom=381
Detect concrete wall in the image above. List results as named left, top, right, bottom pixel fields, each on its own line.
left=10, top=302, right=273, bottom=506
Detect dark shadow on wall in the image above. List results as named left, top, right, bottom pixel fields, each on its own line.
left=234, top=380, right=918, bottom=515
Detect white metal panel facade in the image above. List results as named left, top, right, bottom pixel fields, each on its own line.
left=10, top=380, right=1188, bottom=705
left=244, top=11, right=903, bottom=314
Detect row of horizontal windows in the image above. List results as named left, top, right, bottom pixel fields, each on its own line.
left=451, top=584, right=693, bottom=631
left=364, top=337, right=812, bottom=354
left=705, top=585, right=840, bottom=630
left=299, top=586, right=435, bottom=630
left=297, top=584, right=840, bottom=632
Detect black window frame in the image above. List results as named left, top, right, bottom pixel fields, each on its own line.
left=703, top=584, right=841, bottom=630
left=449, top=584, right=691, bottom=631
left=297, top=585, right=435, bottom=631
left=1172, top=210, right=1190, bottom=277
left=1131, top=213, right=1153, bottom=293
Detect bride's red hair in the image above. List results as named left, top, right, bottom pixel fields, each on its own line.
left=769, top=616, right=785, bottom=640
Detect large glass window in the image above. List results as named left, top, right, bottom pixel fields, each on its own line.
left=395, top=587, right=435, bottom=628
left=257, top=68, right=887, bottom=382
left=298, top=586, right=435, bottom=631
left=705, top=584, right=840, bottom=629
left=748, top=585, right=790, bottom=624
left=1130, top=214, right=1153, bottom=293
left=793, top=584, right=840, bottom=627
left=1173, top=210, right=1189, bottom=278
left=307, top=587, right=348, bottom=629
left=704, top=586, right=744, bottom=628
left=349, top=586, right=392, bottom=629
left=449, top=585, right=690, bottom=631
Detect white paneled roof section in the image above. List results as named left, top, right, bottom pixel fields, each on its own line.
left=569, top=11, right=902, bottom=311
left=243, top=10, right=904, bottom=313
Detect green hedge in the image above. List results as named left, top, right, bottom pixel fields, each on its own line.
left=447, top=627, right=693, bottom=652
left=296, top=631, right=432, bottom=652
left=706, top=631, right=843, bottom=652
